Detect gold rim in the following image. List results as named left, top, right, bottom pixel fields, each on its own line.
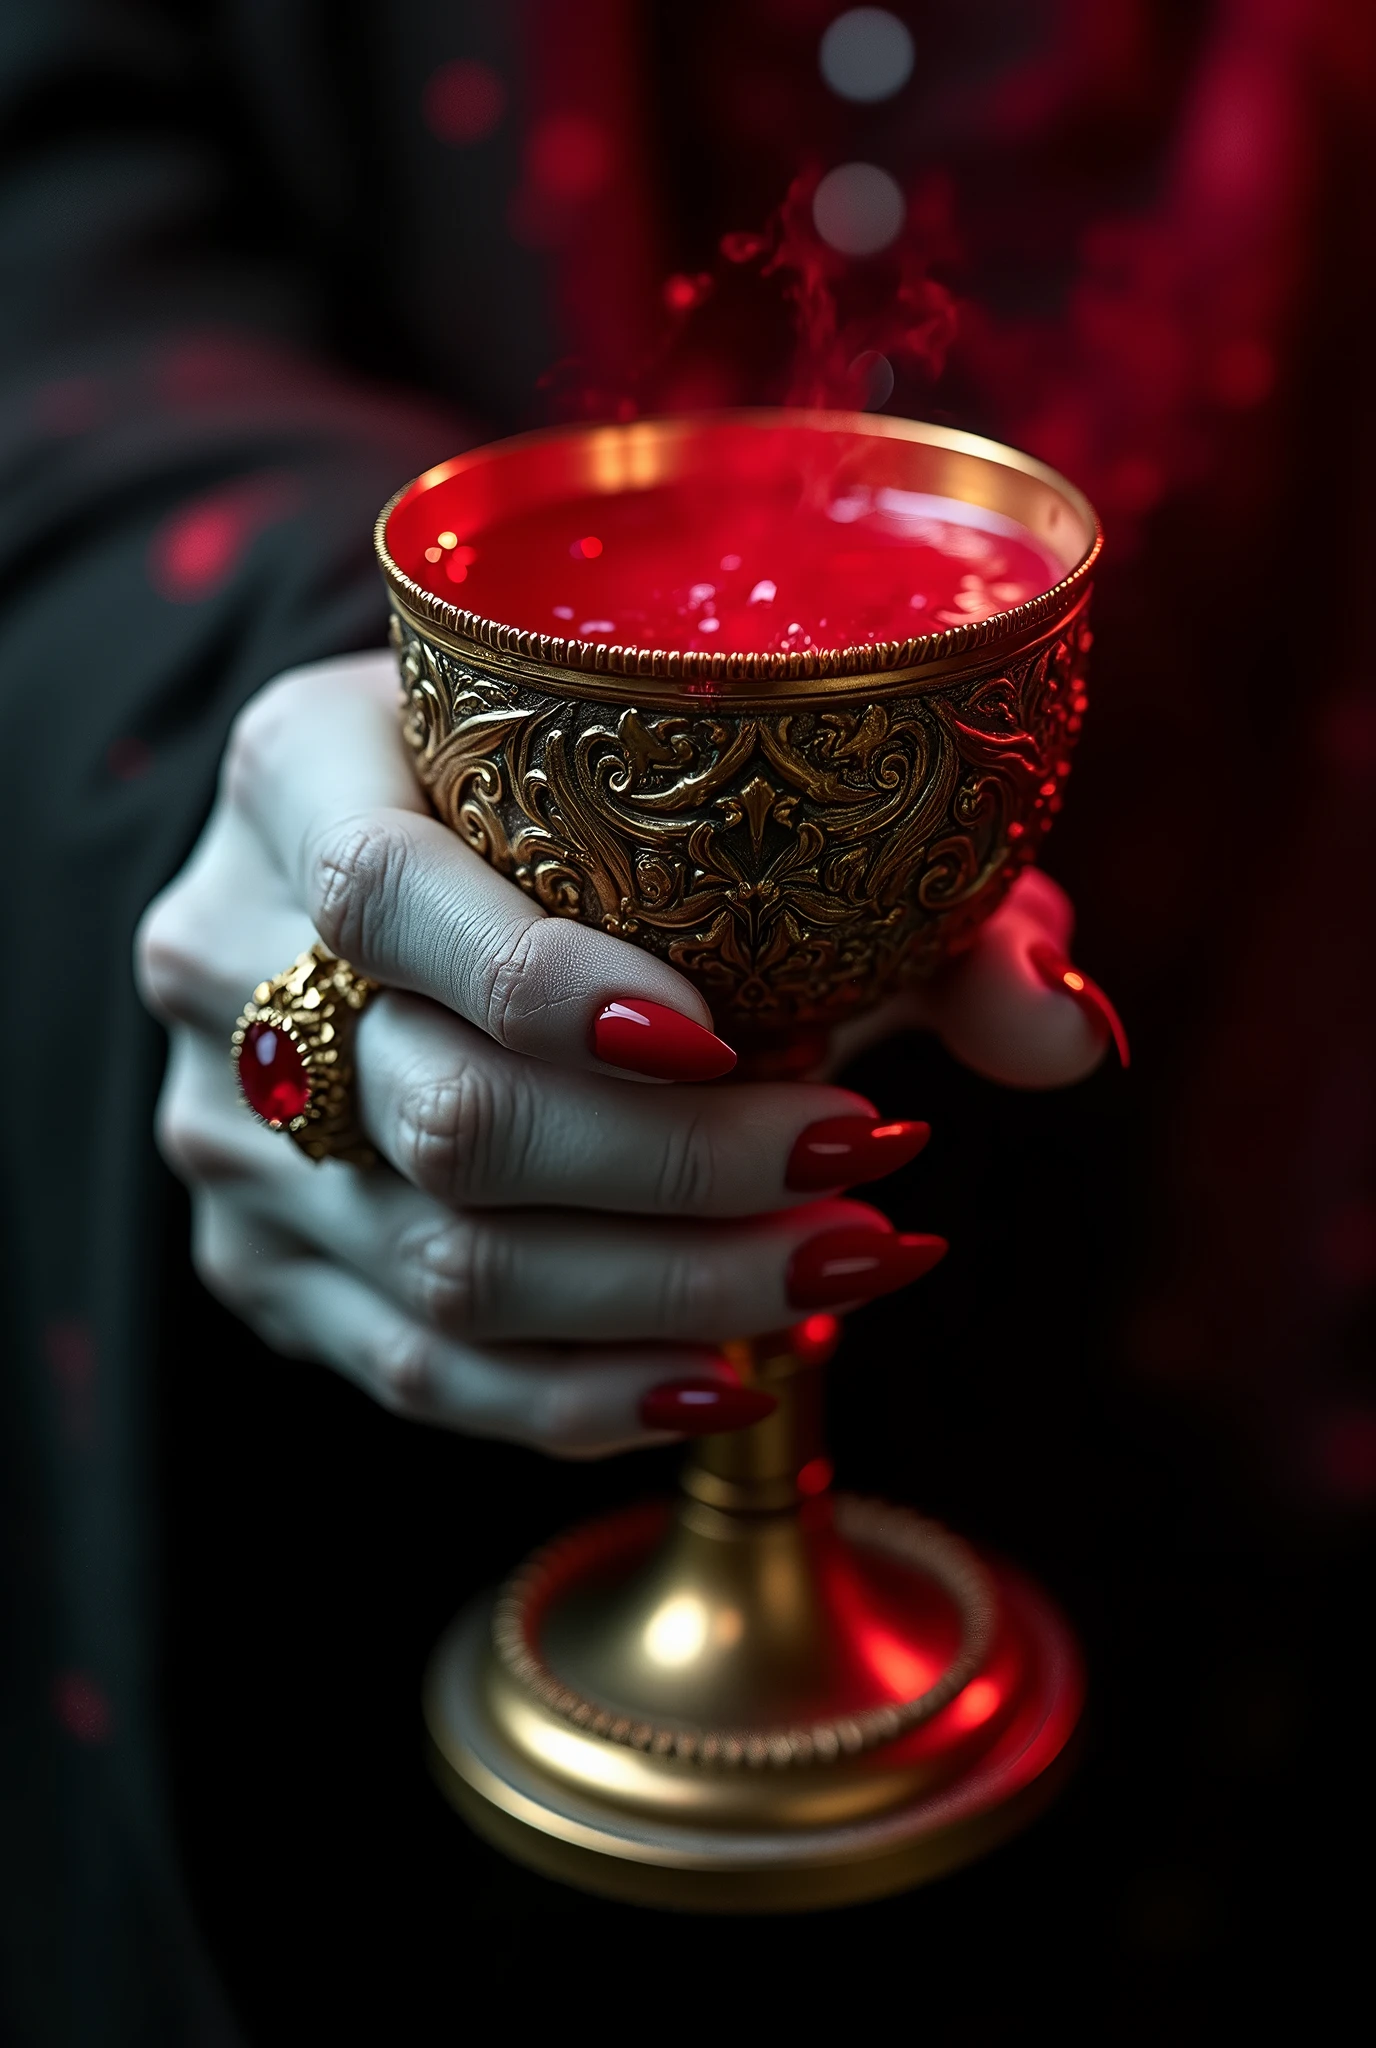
left=375, top=409, right=1102, bottom=702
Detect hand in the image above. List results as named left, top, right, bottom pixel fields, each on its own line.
left=136, top=652, right=1118, bottom=1458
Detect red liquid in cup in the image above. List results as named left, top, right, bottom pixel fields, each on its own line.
left=406, top=475, right=1062, bottom=657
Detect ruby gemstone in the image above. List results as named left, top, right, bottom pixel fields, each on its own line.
left=239, top=1020, right=311, bottom=1125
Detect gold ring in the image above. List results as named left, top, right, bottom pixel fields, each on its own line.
left=231, top=942, right=378, bottom=1166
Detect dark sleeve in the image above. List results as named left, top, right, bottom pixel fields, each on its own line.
left=0, top=8, right=456, bottom=2041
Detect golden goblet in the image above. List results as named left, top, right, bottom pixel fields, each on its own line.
left=374, top=411, right=1100, bottom=1910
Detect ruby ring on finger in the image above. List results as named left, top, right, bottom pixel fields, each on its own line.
left=232, top=942, right=379, bottom=1167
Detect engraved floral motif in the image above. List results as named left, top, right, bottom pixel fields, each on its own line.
left=388, top=605, right=1091, bottom=1034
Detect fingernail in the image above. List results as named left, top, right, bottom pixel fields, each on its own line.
left=639, top=1378, right=778, bottom=1435
left=787, top=1228, right=948, bottom=1310
left=786, top=1116, right=930, bottom=1192
left=592, top=998, right=737, bottom=1082
left=1027, top=942, right=1130, bottom=1068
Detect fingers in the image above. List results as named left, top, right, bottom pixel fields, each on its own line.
left=157, top=1034, right=942, bottom=1347
left=136, top=799, right=317, bottom=1033
left=225, top=653, right=722, bottom=1071
left=919, top=869, right=1126, bottom=1088
left=190, top=1202, right=739, bottom=1459
left=248, top=1164, right=912, bottom=1343
left=355, top=992, right=898, bottom=1217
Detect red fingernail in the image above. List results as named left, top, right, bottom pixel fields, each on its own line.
left=639, top=1379, right=778, bottom=1435
left=1027, top=942, right=1130, bottom=1068
left=592, top=999, right=737, bottom=1082
left=786, top=1117, right=930, bottom=1192
left=787, top=1228, right=948, bottom=1310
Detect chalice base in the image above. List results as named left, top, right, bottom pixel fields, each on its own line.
left=423, top=1498, right=1082, bottom=1914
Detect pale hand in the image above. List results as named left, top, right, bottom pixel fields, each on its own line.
left=137, top=653, right=1110, bottom=1458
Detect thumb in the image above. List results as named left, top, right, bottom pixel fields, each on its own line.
left=922, top=870, right=1129, bottom=1089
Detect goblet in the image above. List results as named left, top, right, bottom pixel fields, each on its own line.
left=375, top=411, right=1100, bottom=1910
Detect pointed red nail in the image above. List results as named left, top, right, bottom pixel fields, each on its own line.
left=639, top=1379, right=778, bottom=1435
left=1027, top=942, right=1130, bottom=1068
left=786, top=1116, right=930, bottom=1192
left=592, top=998, right=737, bottom=1082
left=786, top=1228, right=948, bottom=1310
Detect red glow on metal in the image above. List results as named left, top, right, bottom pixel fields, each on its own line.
left=857, top=1625, right=939, bottom=1701
left=950, top=1677, right=1001, bottom=1730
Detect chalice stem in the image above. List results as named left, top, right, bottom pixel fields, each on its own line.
left=686, top=1329, right=827, bottom=1514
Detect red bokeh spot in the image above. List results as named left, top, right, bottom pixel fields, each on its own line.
left=107, top=737, right=153, bottom=781
left=52, top=1672, right=111, bottom=1745
left=527, top=113, right=613, bottom=202
left=238, top=1021, right=311, bottom=1126
left=663, top=272, right=714, bottom=315
left=796, top=1456, right=834, bottom=1497
left=1105, top=453, right=1166, bottom=515
left=1315, top=1410, right=1376, bottom=1504
left=423, top=59, right=506, bottom=145
left=573, top=534, right=603, bottom=559
left=148, top=473, right=300, bottom=603
left=44, top=1320, right=97, bottom=1445
left=792, top=1312, right=842, bottom=1366
left=1211, top=337, right=1275, bottom=408
left=35, top=376, right=103, bottom=435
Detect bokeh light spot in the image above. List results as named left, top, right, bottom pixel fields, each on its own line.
left=423, top=59, right=506, bottom=146
left=850, top=348, right=895, bottom=408
left=528, top=114, right=613, bottom=202
left=813, top=163, right=906, bottom=256
left=147, top=474, right=300, bottom=603
left=820, top=8, right=914, bottom=103
left=951, top=1677, right=1000, bottom=1729
left=796, top=1456, right=833, bottom=1497
left=52, top=1672, right=111, bottom=1745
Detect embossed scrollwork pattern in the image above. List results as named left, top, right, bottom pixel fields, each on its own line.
left=389, top=607, right=1092, bottom=1034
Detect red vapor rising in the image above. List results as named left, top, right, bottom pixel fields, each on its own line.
left=539, top=165, right=959, bottom=424
left=750, top=166, right=959, bottom=411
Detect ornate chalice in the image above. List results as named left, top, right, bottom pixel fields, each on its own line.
left=375, top=412, right=1100, bottom=1910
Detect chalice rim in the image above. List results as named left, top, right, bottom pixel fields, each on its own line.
left=374, top=408, right=1102, bottom=707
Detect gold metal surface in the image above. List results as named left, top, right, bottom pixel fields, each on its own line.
left=378, top=415, right=1095, bottom=1909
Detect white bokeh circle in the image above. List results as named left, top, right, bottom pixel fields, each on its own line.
left=812, top=162, right=906, bottom=256
left=819, top=9, right=915, bottom=104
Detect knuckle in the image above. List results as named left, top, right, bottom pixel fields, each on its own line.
left=654, top=1246, right=724, bottom=1338
left=369, top=1327, right=436, bottom=1416
left=480, top=920, right=541, bottom=1044
left=135, top=898, right=211, bottom=1025
left=189, top=1207, right=251, bottom=1311
left=307, top=815, right=410, bottom=962
left=393, top=1065, right=506, bottom=1206
left=654, top=1113, right=717, bottom=1213
left=222, top=681, right=294, bottom=810
left=527, top=1376, right=605, bottom=1456
left=399, top=1219, right=492, bottom=1339
left=155, top=1100, right=241, bottom=1187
